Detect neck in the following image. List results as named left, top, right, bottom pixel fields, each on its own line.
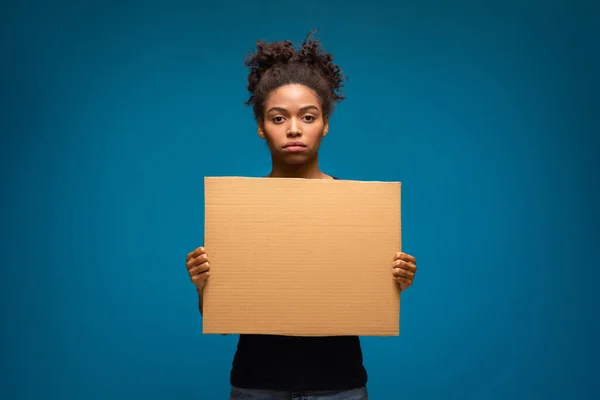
left=268, top=154, right=330, bottom=179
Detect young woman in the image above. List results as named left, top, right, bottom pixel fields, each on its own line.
left=185, top=32, right=418, bottom=400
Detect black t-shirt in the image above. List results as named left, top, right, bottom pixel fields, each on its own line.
left=229, top=176, right=368, bottom=391
left=229, top=334, right=367, bottom=391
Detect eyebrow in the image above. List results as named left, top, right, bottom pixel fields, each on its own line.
left=267, top=105, right=320, bottom=113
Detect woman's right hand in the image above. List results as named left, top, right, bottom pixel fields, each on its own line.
left=186, top=246, right=211, bottom=290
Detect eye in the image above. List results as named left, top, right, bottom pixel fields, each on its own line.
left=302, top=115, right=316, bottom=122
left=272, top=116, right=285, bottom=124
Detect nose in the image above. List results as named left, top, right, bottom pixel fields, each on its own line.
left=286, top=118, right=302, bottom=137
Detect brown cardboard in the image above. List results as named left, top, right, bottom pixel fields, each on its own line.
left=202, top=176, right=402, bottom=337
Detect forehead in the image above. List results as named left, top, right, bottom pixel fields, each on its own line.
left=265, top=84, right=321, bottom=108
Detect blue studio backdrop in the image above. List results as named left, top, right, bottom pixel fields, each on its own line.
left=1, top=1, right=598, bottom=399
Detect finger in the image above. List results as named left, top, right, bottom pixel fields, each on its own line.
left=186, top=253, right=209, bottom=269
left=393, top=273, right=413, bottom=283
left=189, top=262, right=210, bottom=276
left=392, top=267, right=414, bottom=279
left=191, top=270, right=210, bottom=285
left=187, top=246, right=206, bottom=262
left=393, top=259, right=417, bottom=273
left=394, top=252, right=416, bottom=264
left=186, top=246, right=206, bottom=262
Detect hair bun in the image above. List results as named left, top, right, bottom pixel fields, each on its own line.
left=295, top=32, right=344, bottom=99
left=245, top=40, right=295, bottom=94
left=247, top=40, right=295, bottom=69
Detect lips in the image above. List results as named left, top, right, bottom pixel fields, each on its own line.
left=283, top=142, right=307, bottom=148
left=282, top=141, right=308, bottom=153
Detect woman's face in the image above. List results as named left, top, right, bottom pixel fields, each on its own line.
left=259, top=83, right=329, bottom=165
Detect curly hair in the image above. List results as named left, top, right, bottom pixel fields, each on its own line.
left=244, top=30, right=346, bottom=121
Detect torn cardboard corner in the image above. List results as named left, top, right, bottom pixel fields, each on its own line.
left=202, top=176, right=402, bottom=337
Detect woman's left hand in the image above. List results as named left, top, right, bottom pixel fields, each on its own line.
left=392, top=252, right=417, bottom=291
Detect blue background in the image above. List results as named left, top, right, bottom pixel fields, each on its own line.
left=1, top=0, right=598, bottom=399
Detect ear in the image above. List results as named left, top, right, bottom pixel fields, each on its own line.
left=257, top=120, right=266, bottom=139
left=322, top=118, right=329, bottom=137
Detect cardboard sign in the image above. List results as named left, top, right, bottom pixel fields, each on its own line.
left=202, top=177, right=402, bottom=336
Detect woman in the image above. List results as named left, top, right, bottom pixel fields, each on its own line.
left=185, top=32, right=418, bottom=400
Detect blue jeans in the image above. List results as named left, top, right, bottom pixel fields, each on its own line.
left=229, top=386, right=368, bottom=400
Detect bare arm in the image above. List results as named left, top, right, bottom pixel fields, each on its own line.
left=197, top=285, right=204, bottom=315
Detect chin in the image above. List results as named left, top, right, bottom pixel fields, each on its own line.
left=282, top=156, right=310, bottom=165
